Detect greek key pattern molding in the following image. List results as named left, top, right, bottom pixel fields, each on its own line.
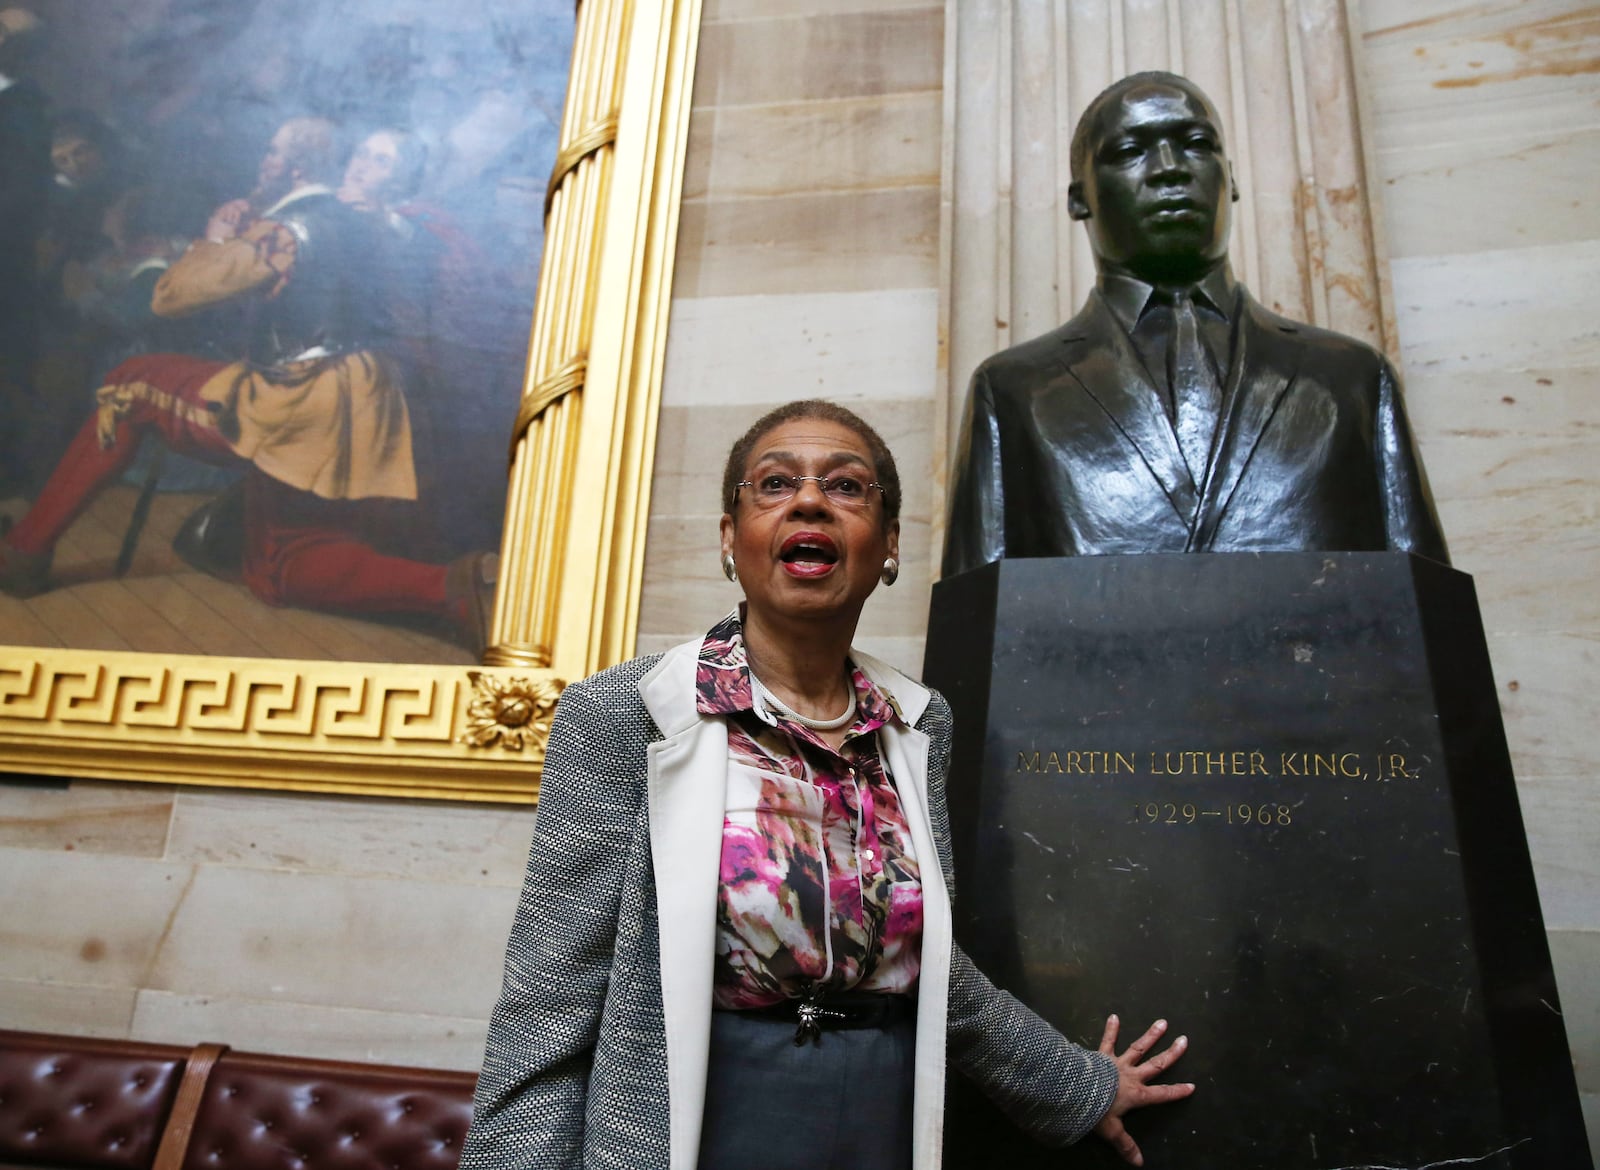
left=0, top=649, right=559, bottom=800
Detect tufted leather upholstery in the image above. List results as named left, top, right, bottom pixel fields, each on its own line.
left=0, top=1033, right=477, bottom=1170
left=177, top=1052, right=475, bottom=1170
left=0, top=1031, right=187, bottom=1170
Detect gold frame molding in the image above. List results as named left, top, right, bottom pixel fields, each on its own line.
left=0, top=0, right=703, bottom=804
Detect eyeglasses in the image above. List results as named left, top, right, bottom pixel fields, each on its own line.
left=735, top=473, right=885, bottom=509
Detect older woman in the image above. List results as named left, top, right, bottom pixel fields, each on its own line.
left=461, top=400, right=1192, bottom=1170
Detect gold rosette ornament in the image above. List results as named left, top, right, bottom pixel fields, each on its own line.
left=461, top=672, right=564, bottom=757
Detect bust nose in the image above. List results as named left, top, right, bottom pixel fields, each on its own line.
left=1156, top=140, right=1178, bottom=171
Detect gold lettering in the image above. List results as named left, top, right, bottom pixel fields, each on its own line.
left=1017, top=751, right=1041, bottom=772
left=1044, top=751, right=1063, bottom=773
left=1114, top=751, right=1136, bottom=774
left=1066, top=751, right=1085, bottom=774
left=1312, top=752, right=1337, bottom=777
left=1339, top=753, right=1363, bottom=778
left=1250, top=751, right=1268, bottom=776
left=1205, top=751, right=1226, bottom=775
left=1281, top=752, right=1303, bottom=776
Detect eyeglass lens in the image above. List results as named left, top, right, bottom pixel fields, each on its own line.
left=738, top=474, right=881, bottom=507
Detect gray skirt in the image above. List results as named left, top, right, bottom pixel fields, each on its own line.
left=697, top=1002, right=917, bottom=1170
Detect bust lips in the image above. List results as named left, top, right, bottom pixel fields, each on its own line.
left=1143, top=195, right=1206, bottom=225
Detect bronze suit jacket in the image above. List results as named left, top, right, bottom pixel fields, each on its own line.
left=943, top=287, right=1448, bottom=577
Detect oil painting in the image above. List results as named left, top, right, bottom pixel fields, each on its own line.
left=0, top=0, right=573, bottom=666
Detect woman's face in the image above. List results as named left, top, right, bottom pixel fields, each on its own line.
left=720, top=417, right=898, bottom=632
left=341, top=132, right=402, bottom=207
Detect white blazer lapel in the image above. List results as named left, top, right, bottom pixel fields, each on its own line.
left=879, top=715, right=950, bottom=1170
left=639, top=644, right=728, bottom=1170
left=853, top=650, right=948, bottom=1167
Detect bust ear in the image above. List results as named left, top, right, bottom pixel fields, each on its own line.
left=1067, top=181, right=1091, bottom=221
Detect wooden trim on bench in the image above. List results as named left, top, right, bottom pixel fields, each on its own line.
left=150, top=1044, right=228, bottom=1170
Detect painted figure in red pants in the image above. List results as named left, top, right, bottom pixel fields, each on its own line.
left=0, top=116, right=495, bottom=652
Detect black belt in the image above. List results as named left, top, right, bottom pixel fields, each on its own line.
left=735, top=991, right=916, bottom=1046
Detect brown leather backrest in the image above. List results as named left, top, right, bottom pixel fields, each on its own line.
left=0, top=1031, right=188, bottom=1170
left=177, top=1052, right=476, bottom=1170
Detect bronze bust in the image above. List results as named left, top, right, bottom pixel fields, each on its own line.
left=942, top=72, right=1448, bottom=577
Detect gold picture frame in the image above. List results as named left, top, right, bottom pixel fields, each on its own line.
left=0, top=0, right=702, bottom=803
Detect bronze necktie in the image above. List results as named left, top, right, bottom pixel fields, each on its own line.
left=1166, top=294, right=1221, bottom=484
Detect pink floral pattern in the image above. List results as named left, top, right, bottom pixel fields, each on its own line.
left=696, top=609, right=924, bottom=1009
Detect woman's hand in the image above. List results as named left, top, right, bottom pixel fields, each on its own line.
left=1090, top=1014, right=1194, bottom=1166
left=205, top=198, right=253, bottom=243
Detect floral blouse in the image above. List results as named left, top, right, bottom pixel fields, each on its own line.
left=695, top=610, right=924, bottom=1009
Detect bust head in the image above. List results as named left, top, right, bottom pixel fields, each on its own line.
left=1067, top=72, right=1238, bottom=287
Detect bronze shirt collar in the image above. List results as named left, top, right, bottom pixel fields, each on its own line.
left=1098, top=266, right=1239, bottom=332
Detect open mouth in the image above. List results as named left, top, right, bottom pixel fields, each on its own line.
left=779, top=532, right=839, bottom=574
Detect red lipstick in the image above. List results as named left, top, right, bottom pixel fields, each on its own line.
left=779, top=531, right=839, bottom=578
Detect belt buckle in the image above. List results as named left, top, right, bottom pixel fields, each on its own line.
left=792, top=987, right=844, bottom=1047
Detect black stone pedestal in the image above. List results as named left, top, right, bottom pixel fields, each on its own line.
left=923, top=553, right=1591, bottom=1169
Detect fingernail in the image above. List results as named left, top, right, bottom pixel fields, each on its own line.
left=1155, top=1018, right=1167, bottom=1029
left=1176, top=1034, right=1187, bottom=1046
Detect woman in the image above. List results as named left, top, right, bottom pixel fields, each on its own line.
left=461, top=401, right=1193, bottom=1170
left=338, top=127, right=429, bottom=223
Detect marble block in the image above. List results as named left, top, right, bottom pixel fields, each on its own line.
left=923, top=552, right=1592, bottom=1168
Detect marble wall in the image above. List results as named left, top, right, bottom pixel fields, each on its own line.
left=642, top=0, right=947, bottom=672
left=0, top=778, right=532, bottom=1069
left=1358, top=0, right=1599, bottom=1145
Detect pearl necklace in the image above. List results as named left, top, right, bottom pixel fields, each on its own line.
left=749, top=671, right=855, bottom=731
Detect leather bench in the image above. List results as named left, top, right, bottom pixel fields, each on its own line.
left=0, top=1031, right=477, bottom=1170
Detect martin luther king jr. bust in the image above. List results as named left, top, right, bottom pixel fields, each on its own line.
left=942, top=72, right=1449, bottom=577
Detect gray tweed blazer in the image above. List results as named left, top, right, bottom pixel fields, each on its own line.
left=460, top=637, right=1118, bottom=1170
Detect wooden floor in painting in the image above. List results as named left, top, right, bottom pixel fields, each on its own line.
left=0, top=487, right=475, bottom=666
